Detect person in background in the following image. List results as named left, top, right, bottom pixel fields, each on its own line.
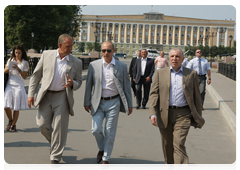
left=186, top=49, right=211, bottom=110
left=129, top=50, right=141, bottom=97
left=4, top=44, right=29, bottom=132
left=182, top=56, right=189, bottom=67
left=154, top=51, right=169, bottom=70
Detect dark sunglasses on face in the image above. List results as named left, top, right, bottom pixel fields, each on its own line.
left=196, top=51, right=201, bottom=53
left=101, top=49, right=112, bottom=53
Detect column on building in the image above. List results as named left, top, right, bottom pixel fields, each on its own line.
left=130, top=24, right=133, bottom=43
left=118, top=23, right=121, bottom=43
left=136, top=24, right=139, bottom=43
left=216, top=27, right=220, bottom=46
left=148, top=25, right=151, bottom=44
left=106, top=23, right=109, bottom=41
left=190, top=26, right=194, bottom=46
left=154, top=25, right=158, bottom=44
left=184, top=25, right=188, bottom=45
left=160, top=25, right=163, bottom=44
left=196, top=26, right=200, bottom=45
left=87, top=22, right=90, bottom=42
left=112, top=23, right=115, bottom=43
left=172, top=25, right=175, bottom=45
left=224, top=28, right=228, bottom=47
left=142, top=24, right=146, bottom=44
left=178, top=25, right=182, bottom=45
left=124, top=23, right=127, bottom=43
left=202, top=27, right=206, bottom=46
left=100, top=23, right=103, bottom=42
left=166, top=25, right=169, bottom=45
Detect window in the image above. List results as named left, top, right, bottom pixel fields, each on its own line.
left=115, top=30, right=118, bottom=35
left=176, top=26, right=179, bottom=31
left=187, top=40, right=190, bottom=44
left=121, top=37, right=124, bottom=42
left=127, top=24, right=131, bottom=29
left=175, top=33, right=178, bottom=37
left=193, top=40, right=196, bottom=45
left=140, top=31, right=142, bottom=36
left=194, top=34, right=196, bottom=38
left=169, top=33, right=172, bottom=37
left=187, top=33, right=190, bottom=38
left=181, top=40, right=184, bottom=44
left=133, top=45, right=136, bottom=48
left=140, top=25, right=143, bottom=29
left=82, top=36, right=86, bottom=40
left=169, top=39, right=172, bottom=44
left=122, top=31, right=124, bottom=35
left=115, top=44, right=118, bottom=48
left=163, top=39, right=166, bottom=43
left=181, top=33, right=184, bottom=37
left=127, top=31, right=130, bottom=35
left=151, top=32, right=154, bottom=36
left=146, top=25, right=149, bottom=29
left=163, top=46, right=166, bottom=50
left=206, top=27, right=209, bottom=32
left=206, top=41, right=209, bottom=45
left=146, top=32, right=148, bottom=36
left=158, top=25, right=161, bottom=30
left=181, top=26, right=185, bottom=31
left=139, top=38, right=142, bottom=43
left=163, top=33, right=166, bottom=36
left=133, top=38, right=136, bottom=43
left=164, top=26, right=167, bottom=30
left=170, top=26, right=173, bottom=30
left=145, top=38, right=148, bottom=43
left=151, top=25, right=155, bottom=30
left=121, top=44, right=123, bottom=48
left=175, top=40, right=178, bottom=44
left=194, top=27, right=197, bottom=32
left=157, top=32, right=160, bottom=36
left=102, top=37, right=105, bottom=41
left=127, top=38, right=130, bottom=43
left=151, top=38, right=154, bottom=43
left=188, top=27, right=191, bottom=31
left=115, top=24, right=119, bottom=28
left=200, top=27, right=203, bottom=32
left=134, top=25, right=137, bottom=29
left=133, top=31, right=136, bottom=35
left=109, top=23, right=112, bottom=28
left=82, top=29, right=87, bottom=33
left=121, top=24, right=124, bottom=28
left=115, top=37, right=118, bottom=42
left=169, top=46, right=172, bottom=50
left=139, top=45, right=142, bottom=49
left=103, top=23, right=107, bottom=28
left=157, top=39, right=160, bottom=43
left=127, top=44, right=130, bottom=48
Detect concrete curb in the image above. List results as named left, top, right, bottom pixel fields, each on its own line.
left=206, top=84, right=236, bottom=137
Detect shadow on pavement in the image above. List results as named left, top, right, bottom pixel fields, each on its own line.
left=4, top=128, right=87, bottom=133
left=60, top=156, right=198, bottom=169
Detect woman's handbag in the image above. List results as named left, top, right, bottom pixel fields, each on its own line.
left=4, top=72, right=9, bottom=91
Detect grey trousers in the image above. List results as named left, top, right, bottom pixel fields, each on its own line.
left=198, top=76, right=207, bottom=106
left=36, top=90, right=70, bottom=162
left=159, top=106, right=192, bottom=164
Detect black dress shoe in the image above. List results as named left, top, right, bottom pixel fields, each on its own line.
left=51, top=160, right=59, bottom=168
left=136, top=105, right=140, bottom=109
left=142, top=106, right=146, bottom=109
left=97, top=150, right=104, bottom=163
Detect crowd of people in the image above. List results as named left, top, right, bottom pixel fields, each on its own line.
left=4, top=33, right=211, bottom=164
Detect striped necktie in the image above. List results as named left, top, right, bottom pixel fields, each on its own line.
left=198, top=58, right=202, bottom=75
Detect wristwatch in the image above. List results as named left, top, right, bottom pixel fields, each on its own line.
left=208, top=78, right=211, bottom=80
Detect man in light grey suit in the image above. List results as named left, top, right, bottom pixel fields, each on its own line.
left=27, top=34, right=82, bottom=164
left=84, top=41, right=132, bottom=164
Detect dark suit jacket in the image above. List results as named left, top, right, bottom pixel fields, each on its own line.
left=129, top=57, right=138, bottom=77
left=133, top=57, right=155, bottom=84
left=149, top=67, right=205, bottom=129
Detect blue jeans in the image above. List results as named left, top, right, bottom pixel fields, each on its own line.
left=91, top=96, right=121, bottom=161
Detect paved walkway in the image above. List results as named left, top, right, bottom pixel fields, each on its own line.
left=4, top=58, right=236, bottom=166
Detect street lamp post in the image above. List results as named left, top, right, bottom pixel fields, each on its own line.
left=228, top=35, right=233, bottom=56
left=217, top=27, right=227, bottom=59
left=208, top=32, right=217, bottom=67
left=31, top=32, right=34, bottom=49
left=94, top=31, right=98, bottom=51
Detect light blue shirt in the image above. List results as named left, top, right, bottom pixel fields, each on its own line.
left=182, top=58, right=188, bottom=67
left=169, top=66, right=188, bottom=107
left=186, top=57, right=211, bottom=75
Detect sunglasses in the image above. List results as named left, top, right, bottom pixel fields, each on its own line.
left=196, top=51, right=202, bottom=53
left=101, top=49, right=112, bottom=53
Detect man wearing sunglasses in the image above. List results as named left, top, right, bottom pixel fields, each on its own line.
left=187, top=49, right=211, bottom=110
left=84, top=41, right=132, bottom=164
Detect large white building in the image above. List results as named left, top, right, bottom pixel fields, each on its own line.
left=74, top=12, right=235, bottom=56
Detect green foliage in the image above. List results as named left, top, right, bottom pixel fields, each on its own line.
left=4, top=5, right=85, bottom=51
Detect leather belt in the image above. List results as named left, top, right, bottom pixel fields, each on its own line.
left=169, top=105, right=189, bottom=109
left=101, top=94, right=119, bottom=100
left=198, top=74, right=206, bottom=77
left=47, top=90, right=64, bottom=93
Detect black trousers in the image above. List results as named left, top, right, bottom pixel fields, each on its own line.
left=136, top=76, right=151, bottom=107
left=130, top=77, right=136, bottom=96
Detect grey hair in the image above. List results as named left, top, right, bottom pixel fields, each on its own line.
left=58, top=34, right=73, bottom=46
left=169, top=48, right=184, bottom=57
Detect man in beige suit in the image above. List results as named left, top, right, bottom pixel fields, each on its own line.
left=149, top=48, right=205, bottom=164
left=28, top=34, right=82, bottom=164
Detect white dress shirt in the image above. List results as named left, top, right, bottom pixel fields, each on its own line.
left=102, top=57, right=119, bottom=97
left=186, top=57, right=211, bottom=75
left=48, top=49, right=69, bottom=91
left=141, top=57, right=147, bottom=76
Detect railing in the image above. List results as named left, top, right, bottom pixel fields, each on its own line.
left=81, top=58, right=100, bottom=70
left=218, top=63, right=236, bottom=81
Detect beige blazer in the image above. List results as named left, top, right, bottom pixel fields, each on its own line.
left=149, top=66, right=205, bottom=129
left=28, top=50, right=82, bottom=116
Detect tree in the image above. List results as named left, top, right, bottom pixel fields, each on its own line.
left=77, top=42, right=85, bottom=54
left=4, top=5, right=85, bottom=52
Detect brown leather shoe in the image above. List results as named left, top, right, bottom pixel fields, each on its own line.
left=51, top=160, right=59, bottom=164
left=202, top=107, right=204, bottom=110
left=97, top=150, right=104, bottom=163
left=101, top=161, right=109, bottom=169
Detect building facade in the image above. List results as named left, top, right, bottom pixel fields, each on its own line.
left=74, top=12, right=235, bottom=56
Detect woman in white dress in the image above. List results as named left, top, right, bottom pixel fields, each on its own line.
left=4, top=44, right=29, bottom=132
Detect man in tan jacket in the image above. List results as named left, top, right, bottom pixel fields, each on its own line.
left=149, top=48, right=205, bottom=164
